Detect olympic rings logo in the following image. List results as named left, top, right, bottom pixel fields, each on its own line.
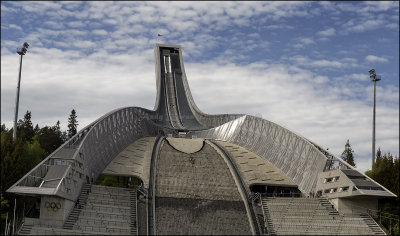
left=44, top=201, right=61, bottom=212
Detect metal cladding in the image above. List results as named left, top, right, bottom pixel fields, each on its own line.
left=7, top=43, right=395, bottom=204
left=7, top=107, right=160, bottom=201
left=192, top=115, right=328, bottom=195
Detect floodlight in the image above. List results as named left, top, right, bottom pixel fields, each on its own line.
left=370, top=69, right=382, bottom=169
left=368, top=69, right=375, bottom=75
left=13, top=42, right=29, bottom=140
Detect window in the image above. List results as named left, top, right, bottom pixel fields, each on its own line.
left=356, top=186, right=383, bottom=191
left=343, top=186, right=349, bottom=191
left=333, top=176, right=339, bottom=182
left=325, top=178, right=333, bottom=183
left=324, top=189, right=330, bottom=194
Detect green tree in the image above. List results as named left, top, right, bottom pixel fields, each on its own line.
left=22, top=135, right=45, bottom=171
left=365, top=148, right=399, bottom=235
left=37, top=122, right=64, bottom=156
left=1, top=121, right=63, bottom=230
left=67, top=109, right=78, bottom=138
left=1, top=128, right=13, bottom=193
left=341, top=139, right=356, bottom=167
left=1, top=193, right=9, bottom=222
left=33, top=124, right=40, bottom=134
left=1, top=124, right=7, bottom=132
left=18, top=110, right=35, bottom=142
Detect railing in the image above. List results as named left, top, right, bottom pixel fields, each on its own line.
left=136, top=183, right=148, bottom=196
left=17, top=163, right=50, bottom=187
left=260, top=197, right=277, bottom=235
left=260, top=192, right=304, bottom=198
left=345, top=204, right=399, bottom=235
left=147, top=135, right=164, bottom=235
left=250, top=193, right=263, bottom=236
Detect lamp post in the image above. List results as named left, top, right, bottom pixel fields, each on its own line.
left=369, top=69, right=381, bottom=169
left=13, top=42, right=29, bottom=140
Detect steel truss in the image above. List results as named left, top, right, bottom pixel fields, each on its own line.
left=8, top=107, right=161, bottom=201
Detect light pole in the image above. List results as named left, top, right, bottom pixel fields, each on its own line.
left=13, top=42, right=29, bottom=140
left=369, top=69, right=381, bottom=169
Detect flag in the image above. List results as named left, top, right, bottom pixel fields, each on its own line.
left=158, top=33, right=163, bottom=37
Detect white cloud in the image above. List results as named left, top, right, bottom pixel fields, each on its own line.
left=365, top=55, right=388, bottom=63
left=292, top=37, right=315, bottom=48
left=92, top=29, right=108, bottom=36
left=68, top=21, right=85, bottom=28
left=343, top=19, right=386, bottom=33
left=8, top=24, right=23, bottom=31
left=72, top=40, right=96, bottom=49
left=298, top=37, right=315, bottom=45
left=360, top=1, right=399, bottom=13
left=43, top=21, right=64, bottom=29
left=349, top=73, right=369, bottom=82
left=288, top=56, right=358, bottom=69
left=317, top=28, right=336, bottom=37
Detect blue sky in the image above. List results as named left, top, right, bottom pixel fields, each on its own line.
left=1, top=1, right=399, bottom=172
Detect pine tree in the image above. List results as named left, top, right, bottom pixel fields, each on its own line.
left=67, top=109, right=78, bottom=138
left=34, top=124, right=40, bottom=134
left=55, top=120, right=61, bottom=133
left=341, top=139, right=356, bottom=167
left=18, top=111, right=35, bottom=142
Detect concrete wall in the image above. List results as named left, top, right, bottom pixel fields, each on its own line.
left=331, top=197, right=378, bottom=214
left=40, top=196, right=74, bottom=224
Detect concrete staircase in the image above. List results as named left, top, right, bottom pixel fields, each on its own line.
left=71, top=185, right=132, bottom=235
left=25, top=226, right=99, bottom=235
left=360, top=213, right=386, bottom=235
left=19, top=184, right=137, bottom=235
left=18, top=223, right=33, bottom=235
left=261, top=197, right=385, bottom=235
left=63, top=183, right=92, bottom=229
left=319, top=198, right=340, bottom=217
left=130, top=190, right=137, bottom=235
left=260, top=198, right=276, bottom=235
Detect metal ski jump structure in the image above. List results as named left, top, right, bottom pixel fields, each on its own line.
left=8, top=44, right=395, bottom=235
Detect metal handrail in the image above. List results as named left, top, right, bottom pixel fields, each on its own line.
left=251, top=196, right=263, bottom=236
left=27, top=175, right=44, bottom=179
left=260, top=192, right=303, bottom=198
left=259, top=197, right=269, bottom=235
left=147, top=135, right=163, bottom=235
left=55, top=177, right=64, bottom=191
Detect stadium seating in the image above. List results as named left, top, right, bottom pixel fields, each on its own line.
left=261, top=197, right=385, bottom=235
